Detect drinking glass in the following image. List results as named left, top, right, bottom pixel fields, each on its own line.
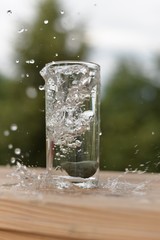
left=40, top=61, right=100, bottom=188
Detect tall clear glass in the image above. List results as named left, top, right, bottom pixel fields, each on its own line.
left=40, top=61, right=100, bottom=188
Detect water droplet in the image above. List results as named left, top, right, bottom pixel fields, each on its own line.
left=8, top=144, right=13, bottom=149
left=99, top=132, right=102, bottom=136
left=55, top=53, right=58, bottom=57
left=16, top=60, right=19, bottom=63
left=53, top=36, right=56, bottom=39
left=18, top=28, right=25, bottom=33
left=152, top=131, right=155, bottom=135
left=26, top=59, right=35, bottom=64
left=140, top=164, right=145, bottom=167
left=26, top=87, right=37, bottom=99
left=7, top=10, right=12, bottom=15
left=44, top=20, right=49, bottom=24
left=26, top=73, right=29, bottom=78
left=39, top=85, right=45, bottom=91
left=10, top=124, right=18, bottom=131
left=3, top=130, right=10, bottom=136
left=60, top=10, right=64, bottom=15
left=15, top=148, right=21, bottom=155
left=11, top=157, right=16, bottom=164
left=21, top=73, right=25, bottom=78
left=134, top=149, right=139, bottom=155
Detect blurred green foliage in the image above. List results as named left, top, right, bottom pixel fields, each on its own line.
left=100, top=61, right=160, bottom=172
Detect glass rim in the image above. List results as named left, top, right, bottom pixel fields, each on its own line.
left=44, top=60, right=100, bottom=70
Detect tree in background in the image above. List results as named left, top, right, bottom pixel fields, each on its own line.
left=0, top=0, right=87, bottom=167
left=100, top=61, right=160, bottom=172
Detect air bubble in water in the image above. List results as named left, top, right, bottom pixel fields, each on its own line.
left=60, top=10, right=64, bottom=15
left=15, top=148, right=21, bottom=155
left=75, top=140, right=82, bottom=147
left=10, top=123, right=18, bottom=131
left=3, top=130, right=10, bottom=136
left=44, top=20, right=49, bottom=24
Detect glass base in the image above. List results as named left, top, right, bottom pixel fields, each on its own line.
left=57, top=175, right=98, bottom=188
left=40, top=171, right=98, bottom=189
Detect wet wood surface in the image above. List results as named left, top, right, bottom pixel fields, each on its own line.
left=0, top=167, right=160, bottom=240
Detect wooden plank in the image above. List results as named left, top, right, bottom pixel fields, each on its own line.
left=0, top=167, right=160, bottom=240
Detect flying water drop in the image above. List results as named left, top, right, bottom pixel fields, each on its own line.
left=26, top=59, right=35, bottom=64
left=11, top=157, right=16, bottom=164
left=39, top=85, right=45, bottom=91
left=7, top=10, right=12, bottom=15
left=10, top=124, right=18, bottom=131
left=8, top=144, right=13, bottom=149
left=44, top=20, right=49, bottom=24
left=15, top=148, right=21, bottom=155
left=18, top=28, right=25, bottom=33
left=3, top=130, right=10, bottom=136
left=60, top=10, right=64, bottom=15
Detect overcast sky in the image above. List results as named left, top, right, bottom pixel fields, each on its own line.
left=0, top=0, right=160, bottom=85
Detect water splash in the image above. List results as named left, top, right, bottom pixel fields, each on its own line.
left=5, top=162, right=148, bottom=196
left=44, top=64, right=98, bottom=149
left=102, top=176, right=148, bottom=196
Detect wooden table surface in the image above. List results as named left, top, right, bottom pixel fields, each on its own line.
left=0, top=167, right=160, bottom=240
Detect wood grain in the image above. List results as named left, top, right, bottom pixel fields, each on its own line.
left=0, top=167, right=160, bottom=240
